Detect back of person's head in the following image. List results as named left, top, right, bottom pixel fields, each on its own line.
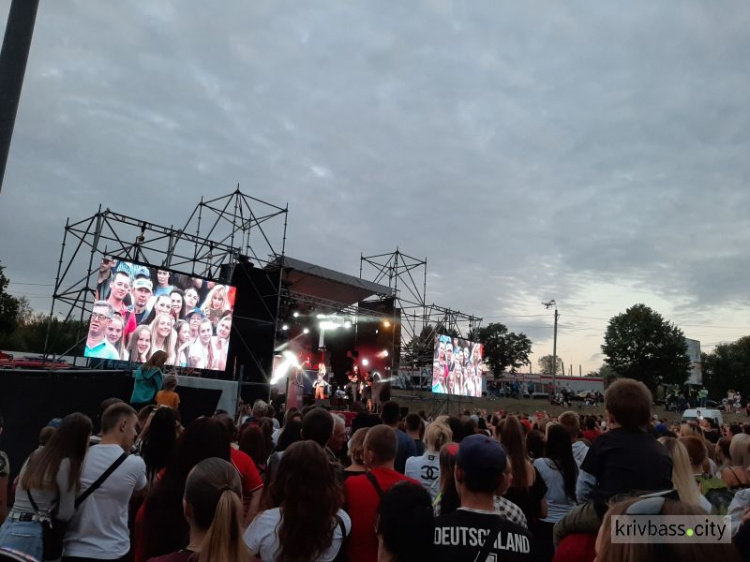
left=348, top=427, right=369, bottom=466
left=456, top=434, right=506, bottom=494
left=283, top=407, right=301, bottom=427
left=544, top=424, right=578, bottom=499
left=438, top=443, right=460, bottom=515
left=716, top=436, right=732, bottom=462
left=678, top=436, right=707, bottom=470
left=184, top=457, right=248, bottom=562
left=730, top=424, right=742, bottom=436
left=585, top=416, right=597, bottom=431
left=213, top=413, right=237, bottom=443
left=238, top=424, right=268, bottom=469
left=141, top=407, right=179, bottom=482
left=364, top=424, right=398, bottom=467
left=496, top=415, right=529, bottom=488
left=301, top=407, right=334, bottom=447
left=275, top=418, right=302, bottom=453
left=597, top=497, right=741, bottom=562
left=21, top=412, right=92, bottom=492
left=405, top=413, right=422, bottom=433
left=163, top=375, right=178, bottom=391
left=526, top=429, right=545, bottom=460
left=424, top=422, right=452, bottom=453
left=729, top=433, right=750, bottom=468
left=39, top=426, right=56, bottom=447
left=96, top=397, right=124, bottom=433
left=559, top=411, right=581, bottom=440
left=381, top=401, right=401, bottom=426
left=658, top=437, right=703, bottom=508
left=101, top=402, right=137, bottom=434
left=377, top=482, right=435, bottom=561
left=145, top=349, right=169, bottom=369
left=604, top=378, right=652, bottom=429
left=266, top=441, right=343, bottom=561
left=252, top=399, right=269, bottom=419
left=447, top=416, right=464, bottom=442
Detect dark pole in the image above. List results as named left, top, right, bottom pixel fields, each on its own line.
left=0, top=0, right=40, bottom=195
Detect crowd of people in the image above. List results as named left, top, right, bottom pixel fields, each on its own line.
left=86, top=257, right=234, bottom=371
left=1, top=378, right=750, bottom=561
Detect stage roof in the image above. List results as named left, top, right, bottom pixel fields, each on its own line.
left=269, top=256, right=394, bottom=307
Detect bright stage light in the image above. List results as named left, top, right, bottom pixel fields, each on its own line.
left=377, top=350, right=389, bottom=358
left=344, top=321, right=352, bottom=329
left=362, top=358, right=369, bottom=366
left=303, top=328, right=310, bottom=334
left=383, top=320, right=391, bottom=327
left=293, top=312, right=300, bottom=318
left=281, top=324, right=289, bottom=331
left=320, top=320, right=340, bottom=330
left=270, top=351, right=302, bottom=385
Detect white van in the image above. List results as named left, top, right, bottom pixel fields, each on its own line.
left=681, top=408, right=723, bottom=427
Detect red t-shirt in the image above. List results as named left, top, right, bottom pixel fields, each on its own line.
left=230, top=448, right=263, bottom=516
left=344, top=468, right=419, bottom=562
left=582, top=429, right=601, bottom=442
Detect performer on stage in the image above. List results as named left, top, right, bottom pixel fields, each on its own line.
left=361, top=371, right=374, bottom=412
left=313, top=363, right=330, bottom=401
left=346, top=365, right=361, bottom=403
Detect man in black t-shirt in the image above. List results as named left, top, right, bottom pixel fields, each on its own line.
left=433, top=434, right=535, bottom=562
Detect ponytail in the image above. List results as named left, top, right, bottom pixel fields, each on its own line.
left=198, top=489, right=245, bottom=562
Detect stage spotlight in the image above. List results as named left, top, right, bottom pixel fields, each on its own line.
left=281, top=324, right=289, bottom=331
left=293, top=312, right=300, bottom=318
left=376, top=350, right=389, bottom=358
left=383, top=320, right=391, bottom=327
left=362, top=358, right=369, bottom=366
left=344, top=321, right=352, bottom=329
left=303, top=328, right=310, bottom=334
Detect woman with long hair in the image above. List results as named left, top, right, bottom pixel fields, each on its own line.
left=722, top=433, right=750, bottom=488
left=154, top=269, right=174, bottom=297
left=345, top=428, right=369, bottom=479
left=406, top=422, right=452, bottom=501
left=140, top=407, right=180, bottom=486
left=210, top=312, right=232, bottom=371
left=239, top=425, right=271, bottom=478
left=131, top=350, right=168, bottom=410
left=125, top=325, right=152, bottom=363
left=533, top=423, right=578, bottom=561
left=106, top=313, right=125, bottom=359
left=143, top=294, right=173, bottom=327
left=0, top=413, right=92, bottom=560
left=150, top=313, right=176, bottom=365
left=134, top=418, right=231, bottom=562
left=173, top=320, right=192, bottom=368
left=496, top=415, right=548, bottom=525
left=201, top=284, right=231, bottom=328
left=188, top=319, right=214, bottom=370
left=149, top=457, right=249, bottom=562
left=169, top=288, right=186, bottom=321
left=433, top=443, right=460, bottom=516
left=244, top=441, right=349, bottom=561
left=658, top=437, right=711, bottom=513
left=376, top=482, right=435, bottom=562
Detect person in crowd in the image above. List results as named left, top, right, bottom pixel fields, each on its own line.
left=106, top=271, right=137, bottom=339
left=526, top=429, right=545, bottom=460
left=135, top=417, right=230, bottom=562
left=149, top=458, right=249, bottom=562
left=63, top=403, right=147, bottom=562
left=405, top=413, right=425, bottom=456
left=381, top=401, right=416, bottom=474
left=302, top=407, right=337, bottom=463
left=433, top=434, right=534, bottom=561
left=273, top=418, right=302, bottom=455
left=95, top=256, right=115, bottom=301
left=581, top=416, right=601, bottom=442
left=239, top=424, right=272, bottom=478
left=85, top=301, right=121, bottom=360
left=433, top=443, right=460, bottom=516
left=493, top=454, right=529, bottom=529
left=131, top=350, right=168, bottom=410
left=722, top=434, right=750, bottom=489
left=716, top=436, right=734, bottom=473
left=533, top=424, right=579, bottom=561
left=0, top=416, right=8, bottom=526
left=345, top=425, right=418, bottom=562
left=0, top=413, right=91, bottom=561
left=132, top=278, right=153, bottom=324
left=156, top=375, right=180, bottom=410
left=244, top=441, right=350, bottom=561
left=554, top=378, right=673, bottom=546
left=150, top=313, right=176, bottom=365
left=183, top=287, right=200, bottom=312
left=139, top=406, right=180, bottom=486
left=154, top=270, right=174, bottom=297
left=594, top=496, right=741, bottom=562
left=213, top=414, right=263, bottom=526
left=169, top=288, right=186, bottom=321
left=345, top=428, right=369, bottom=479
left=376, top=481, right=435, bottom=562
left=328, top=414, right=347, bottom=457
left=144, top=294, right=173, bottom=325
left=201, top=285, right=231, bottom=327
left=188, top=318, right=214, bottom=369
left=559, top=411, right=589, bottom=467
left=658, top=437, right=712, bottom=513
left=173, top=320, right=192, bottom=367
left=210, top=311, right=232, bottom=371
left=105, top=313, right=125, bottom=358
left=405, top=421, right=452, bottom=501
left=125, top=325, right=152, bottom=364
left=496, top=415, right=548, bottom=526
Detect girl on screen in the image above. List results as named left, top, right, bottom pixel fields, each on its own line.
left=143, top=294, right=172, bottom=326
left=150, top=312, right=176, bottom=364
left=464, top=364, right=477, bottom=397
left=169, top=288, right=186, bottom=321
left=188, top=318, right=214, bottom=369
left=211, top=312, right=232, bottom=371
left=106, top=312, right=125, bottom=358
left=154, top=269, right=174, bottom=297
left=184, top=287, right=200, bottom=311
left=201, top=284, right=231, bottom=327
left=174, top=319, right=192, bottom=368
left=126, top=325, right=152, bottom=363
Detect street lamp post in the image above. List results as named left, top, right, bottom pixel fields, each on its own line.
left=542, top=300, right=559, bottom=390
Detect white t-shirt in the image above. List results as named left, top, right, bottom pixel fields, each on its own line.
left=244, top=507, right=351, bottom=562
left=572, top=440, right=589, bottom=467
left=405, top=451, right=441, bottom=501
left=63, top=444, right=147, bottom=560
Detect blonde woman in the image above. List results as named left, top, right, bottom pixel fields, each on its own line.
left=659, top=437, right=712, bottom=513
left=150, top=312, right=176, bottom=364
left=345, top=428, right=369, bottom=479
left=201, top=284, right=231, bottom=327
left=722, top=433, right=750, bottom=489
left=405, top=422, right=452, bottom=501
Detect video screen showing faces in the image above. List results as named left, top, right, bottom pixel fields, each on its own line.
left=432, top=334, right=484, bottom=397
left=84, top=257, right=236, bottom=371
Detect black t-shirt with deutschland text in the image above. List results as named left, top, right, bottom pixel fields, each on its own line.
left=434, top=508, right=537, bottom=562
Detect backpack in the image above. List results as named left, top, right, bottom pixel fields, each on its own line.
left=697, top=474, right=736, bottom=515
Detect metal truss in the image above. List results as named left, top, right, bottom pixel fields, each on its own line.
left=44, top=188, right=288, bottom=362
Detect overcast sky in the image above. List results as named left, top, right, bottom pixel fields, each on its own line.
left=1, top=0, right=749, bottom=373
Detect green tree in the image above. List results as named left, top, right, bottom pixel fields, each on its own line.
left=403, top=322, right=460, bottom=368
left=0, top=261, right=21, bottom=334
left=538, top=354, right=564, bottom=375
left=469, top=323, right=532, bottom=377
left=601, top=304, right=690, bottom=391
left=702, top=337, right=750, bottom=399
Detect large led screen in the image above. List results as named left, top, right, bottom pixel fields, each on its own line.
left=432, top=334, right=484, bottom=397
left=84, top=258, right=236, bottom=371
